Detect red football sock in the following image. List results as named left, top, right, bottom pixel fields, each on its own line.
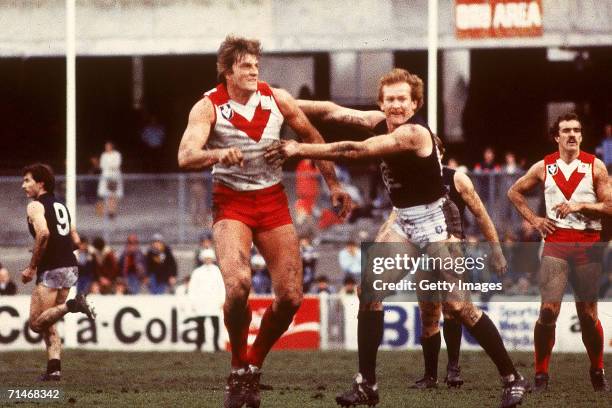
left=534, top=322, right=555, bottom=374
left=582, top=319, right=604, bottom=370
left=248, top=305, right=294, bottom=368
left=224, top=305, right=251, bottom=369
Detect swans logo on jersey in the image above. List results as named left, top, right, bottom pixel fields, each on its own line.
left=578, top=162, right=590, bottom=173
left=220, top=103, right=233, bottom=120
left=546, top=163, right=558, bottom=176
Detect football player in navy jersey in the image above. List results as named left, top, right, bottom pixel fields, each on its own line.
left=266, top=69, right=527, bottom=408
left=405, top=136, right=507, bottom=390
left=21, top=163, right=95, bottom=381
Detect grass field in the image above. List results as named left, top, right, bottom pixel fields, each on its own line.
left=1, top=350, right=610, bottom=407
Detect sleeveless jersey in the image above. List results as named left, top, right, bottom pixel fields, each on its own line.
left=543, top=151, right=601, bottom=230
left=373, top=114, right=446, bottom=208
left=27, top=193, right=77, bottom=271
left=204, top=81, right=284, bottom=191
left=443, top=166, right=466, bottom=220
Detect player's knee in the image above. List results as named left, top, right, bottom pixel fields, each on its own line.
left=539, top=306, right=560, bottom=325
left=442, top=301, right=462, bottom=319
left=224, top=276, right=251, bottom=303
left=275, top=291, right=303, bottom=314
left=29, top=320, right=42, bottom=333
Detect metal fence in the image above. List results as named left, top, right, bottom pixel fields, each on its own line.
left=0, top=171, right=538, bottom=247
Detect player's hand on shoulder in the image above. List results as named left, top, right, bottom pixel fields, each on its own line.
left=21, top=266, right=36, bottom=284
left=264, top=140, right=300, bottom=167
left=532, top=216, right=556, bottom=236
left=217, top=147, right=244, bottom=167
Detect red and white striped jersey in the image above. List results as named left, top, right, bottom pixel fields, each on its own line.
left=543, top=151, right=601, bottom=230
left=204, top=81, right=284, bottom=191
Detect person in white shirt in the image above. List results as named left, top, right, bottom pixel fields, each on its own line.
left=188, top=249, right=225, bottom=351
left=97, top=141, right=123, bottom=219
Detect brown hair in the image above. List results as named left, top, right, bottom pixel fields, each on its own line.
left=549, top=112, right=582, bottom=139
left=377, top=68, right=424, bottom=111
left=216, top=35, right=262, bottom=84
left=23, top=163, right=55, bottom=194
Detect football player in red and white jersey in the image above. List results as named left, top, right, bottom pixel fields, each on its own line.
left=178, top=35, right=351, bottom=408
left=508, top=112, right=611, bottom=392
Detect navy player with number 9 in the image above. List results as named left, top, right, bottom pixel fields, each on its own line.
left=21, top=163, right=95, bottom=381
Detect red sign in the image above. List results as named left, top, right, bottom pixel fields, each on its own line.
left=225, top=296, right=321, bottom=351
left=455, top=0, right=543, bottom=39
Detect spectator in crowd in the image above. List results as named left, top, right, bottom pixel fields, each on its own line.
left=295, top=159, right=320, bottom=220
left=0, top=264, right=17, bottom=295
left=300, top=236, right=318, bottom=293
left=596, top=123, right=612, bottom=170
left=75, top=237, right=96, bottom=294
left=473, top=147, right=501, bottom=214
left=446, top=157, right=468, bottom=173
left=146, top=233, right=177, bottom=294
left=502, top=151, right=521, bottom=175
left=91, top=236, right=120, bottom=294
left=89, top=281, right=101, bottom=294
left=339, top=275, right=358, bottom=297
left=312, top=275, right=334, bottom=294
left=119, top=233, right=146, bottom=295
left=97, top=141, right=123, bottom=219
left=473, top=147, right=501, bottom=173
left=251, top=253, right=272, bottom=294
left=194, top=231, right=215, bottom=268
left=338, top=239, right=361, bottom=280
left=140, top=114, right=166, bottom=173
left=82, top=155, right=100, bottom=205
left=499, top=152, right=524, bottom=237
left=189, top=173, right=210, bottom=228
left=188, top=248, right=225, bottom=352
left=114, top=278, right=130, bottom=295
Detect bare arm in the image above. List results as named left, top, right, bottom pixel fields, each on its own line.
left=273, top=88, right=353, bottom=218
left=266, top=123, right=428, bottom=163
left=21, top=202, right=49, bottom=283
left=591, top=159, right=612, bottom=215
left=70, top=226, right=80, bottom=249
left=507, top=161, right=555, bottom=235
left=296, top=99, right=385, bottom=130
left=455, top=172, right=507, bottom=274
left=455, top=172, right=499, bottom=243
left=507, top=161, right=543, bottom=225
left=177, top=98, right=243, bottom=169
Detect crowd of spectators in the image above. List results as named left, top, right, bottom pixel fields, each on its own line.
left=0, top=263, right=17, bottom=295
left=74, top=233, right=176, bottom=295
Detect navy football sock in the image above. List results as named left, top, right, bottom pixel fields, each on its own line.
left=358, top=310, right=384, bottom=384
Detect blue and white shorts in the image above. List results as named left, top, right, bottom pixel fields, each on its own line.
left=391, top=197, right=462, bottom=247
left=37, top=266, right=79, bottom=289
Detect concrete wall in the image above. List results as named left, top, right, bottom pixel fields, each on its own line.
left=1, top=0, right=611, bottom=57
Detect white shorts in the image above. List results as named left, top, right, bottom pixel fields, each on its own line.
left=391, top=197, right=461, bottom=247
left=38, top=266, right=78, bottom=289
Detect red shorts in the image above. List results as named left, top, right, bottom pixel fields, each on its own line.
left=543, top=228, right=601, bottom=265
left=212, top=183, right=293, bottom=233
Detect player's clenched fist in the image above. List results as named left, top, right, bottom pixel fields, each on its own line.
left=264, top=140, right=300, bottom=167
left=217, top=147, right=244, bottom=167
